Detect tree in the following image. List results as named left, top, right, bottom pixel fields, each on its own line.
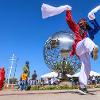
left=53, top=61, right=80, bottom=80
left=8, top=77, right=18, bottom=84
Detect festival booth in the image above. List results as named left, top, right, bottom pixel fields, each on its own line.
left=90, top=71, right=100, bottom=76
left=71, top=71, right=100, bottom=77
left=67, top=71, right=100, bottom=86
left=41, top=72, right=58, bottom=78
left=41, top=72, right=59, bottom=85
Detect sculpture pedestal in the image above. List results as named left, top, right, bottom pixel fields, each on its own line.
left=59, top=81, right=72, bottom=87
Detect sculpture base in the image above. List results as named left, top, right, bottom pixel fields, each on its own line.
left=59, top=81, right=72, bottom=87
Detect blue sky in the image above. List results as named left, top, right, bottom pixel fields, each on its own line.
left=0, top=0, right=100, bottom=79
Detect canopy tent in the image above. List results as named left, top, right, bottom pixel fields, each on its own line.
left=71, top=71, right=100, bottom=77
left=41, top=72, right=58, bottom=78
left=71, top=72, right=80, bottom=77
left=90, top=71, right=100, bottom=76
left=41, top=71, right=100, bottom=78
left=66, top=74, right=72, bottom=77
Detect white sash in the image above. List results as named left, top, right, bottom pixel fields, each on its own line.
left=41, top=3, right=72, bottom=19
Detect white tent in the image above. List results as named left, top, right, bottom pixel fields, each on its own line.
left=66, top=74, right=72, bottom=77
left=71, top=71, right=100, bottom=77
left=41, top=72, right=58, bottom=78
left=90, top=71, right=100, bottom=76
left=71, top=72, right=80, bottom=77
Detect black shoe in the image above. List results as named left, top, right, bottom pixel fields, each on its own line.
left=84, top=88, right=88, bottom=93
left=78, top=88, right=87, bottom=95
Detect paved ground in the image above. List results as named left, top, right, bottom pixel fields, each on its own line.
left=0, top=88, right=100, bottom=100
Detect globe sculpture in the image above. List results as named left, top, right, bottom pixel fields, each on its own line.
left=43, top=31, right=81, bottom=80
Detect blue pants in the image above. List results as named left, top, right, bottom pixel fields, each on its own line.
left=20, top=80, right=27, bottom=90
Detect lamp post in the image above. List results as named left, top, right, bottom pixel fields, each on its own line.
left=7, top=53, right=18, bottom=86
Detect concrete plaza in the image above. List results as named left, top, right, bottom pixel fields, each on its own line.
left=0, top=88, right=100, bottom=100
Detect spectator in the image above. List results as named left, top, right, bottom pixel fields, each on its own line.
left=20, top=72, right=28, bottom=90
left=30, top=70, right=37, bottom=85
left=92, top=75, right=96, bottom=88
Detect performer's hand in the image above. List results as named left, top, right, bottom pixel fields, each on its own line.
left=65, top=5, right=72, bottom=10
left=88, top=5, right=100, bottom=20
left=88, top=12, right=95, bottom=20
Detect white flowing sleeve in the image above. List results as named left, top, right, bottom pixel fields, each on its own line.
left=41, top=3, right=72, bottom=19
left=88, top=5, right=100, bottom=20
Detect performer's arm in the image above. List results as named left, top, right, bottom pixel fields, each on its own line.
left=88, top=5, right=100, bottom=40
left=90, top=19, right=100, bottom=35
left=66, top=10, right=79, bottom=56
left=66, top=10, right=79, bottom=33
left=88, top=5, right=100, bottom=20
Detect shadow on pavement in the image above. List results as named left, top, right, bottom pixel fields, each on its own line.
left=0, top=89, right=100, bottom=96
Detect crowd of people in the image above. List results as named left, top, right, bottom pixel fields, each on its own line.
left=0, top=61, right=100, bottom=91
left=71, top=75, right=100, bottom=86
left=18, top=61, right=37, bottom=90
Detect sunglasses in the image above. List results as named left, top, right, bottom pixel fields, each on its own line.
left=79, top=21, right=87, bottom=26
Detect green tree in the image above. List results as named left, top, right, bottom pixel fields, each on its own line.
left=53, top=61, right=80, bottom=80
left=9, top=77, right=18, bottom=84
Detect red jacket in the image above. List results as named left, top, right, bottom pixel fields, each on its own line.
left=66, top=10, right=87, bottom=56
left=0, top=68, right=5, bottom=81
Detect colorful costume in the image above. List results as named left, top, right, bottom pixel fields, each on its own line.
left=66, top=10, right=100, bottom=56
left=66, top=7, right=100, bottom=90
left=23, top=61, right=30, bottom=77
left=66, top=10, right=87, bottom=56
left=88, top=19, right=100, bottom=40
left=88, top=5, right=100, bottom=40
left=20, top=61, right=30, bottom=90
left=20, top=73, right=28, bottom=90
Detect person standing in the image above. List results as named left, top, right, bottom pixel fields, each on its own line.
left=20, top=72, right=28, bottom=90
left=21, top=61, right=30, bottom=90
left=31, top=70, right=37, bottom=85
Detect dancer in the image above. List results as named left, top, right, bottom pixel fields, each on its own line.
left=41, top=3, right=100, bottom=94
left=66, top=5, right=100, bottom=94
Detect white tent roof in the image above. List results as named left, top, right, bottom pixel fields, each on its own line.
left=41, top=72, right=58, bottom=78
left=72, top=72, right=80, bottom=77
left=90, top=71, right=100, bottom=76
left=41, top=71, right=100, bottom=78
left=71, top=71, right=100, bottom=77
left=66, top=74, right=72, bottom=77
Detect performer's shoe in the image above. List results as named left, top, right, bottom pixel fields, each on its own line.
left=78, top=88, right=87, bottom=95
left=84, top=88, right=88, bottom=93
left=91, top=46, right=99, bottom=60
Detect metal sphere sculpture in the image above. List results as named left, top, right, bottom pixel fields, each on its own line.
left=43, top=31, right=81, bottom=75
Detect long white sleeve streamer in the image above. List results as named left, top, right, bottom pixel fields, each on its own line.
left=41, top=3, right=72, bottom=19
left=88, top=5, right=100, bottom=20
